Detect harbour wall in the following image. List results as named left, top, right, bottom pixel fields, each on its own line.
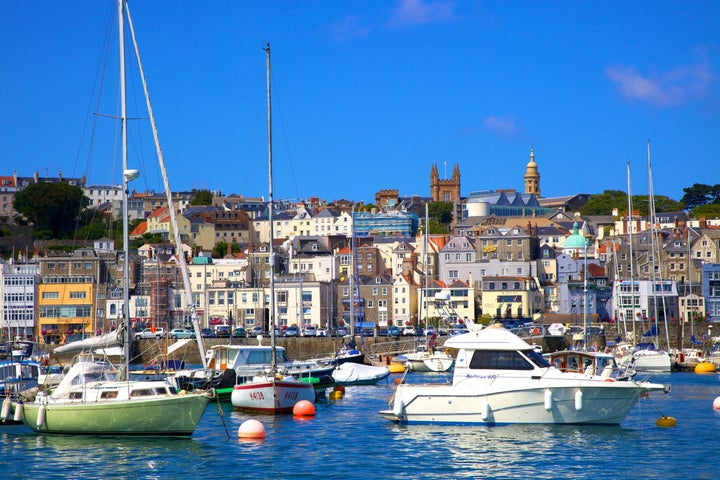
left=46, top=320, right=714, bottom=366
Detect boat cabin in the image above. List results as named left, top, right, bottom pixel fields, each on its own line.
left=547, top=350, right=618, bottom=378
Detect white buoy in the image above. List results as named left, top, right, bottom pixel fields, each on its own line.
left=13, top=402, right=22, bottom=422
left=237, top=419, right=266, bottom=439
left=1, top=397, right=12, bottom=421
left=544, top=389, right=553, bottom=411
left=37, top=404, right=46, bottom=429
left=713, top=396, right=720, bottom=410
left=574, top=390, right=583, bottom=411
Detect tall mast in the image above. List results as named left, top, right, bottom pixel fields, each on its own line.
left=647, top=139, right=671, bottom=349
left=264, top=43, right=277, bottom=368
left=626, top=161, right=636, bottom=345
left=423, top=203, right=429, bottom=329
left=124, top=0, right=206, bottom=366
left=118, top=0, right=131, bottom=378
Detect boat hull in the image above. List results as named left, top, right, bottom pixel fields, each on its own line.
left=631, top=350, right=672, bottom=373
left=22, top=393, right=211, bottom=436
left=231, top=377, right=315, bottom=413
left=381, top=378, right=664, bottom=425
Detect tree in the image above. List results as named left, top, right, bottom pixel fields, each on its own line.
left=579, top=190, right=682, bottom=216
left=689, top=204, right=720, bottom=219
left=428, top=201, right=454, bottom=232
left=681, top=183, right=720, bottom=209
left=633, top=194, right=684, bottom=215
left=189, top=189, right=213, bottom=206
left=14, top=182, right=89, bottom=239
left=578, top=190, right=628, bottom=216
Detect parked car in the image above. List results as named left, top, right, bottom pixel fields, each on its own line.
left=387, top=325, right=401, bottom=337
left=134, top=327, right=166, bottom=340
left=251, top=326, right=264, bottom=337
left=423, top=325, right=436, bottom=336
left=215, top=326, right=231, bottom=338
left=334, top=327, right=348, bottom=337
left=315, top=328, right=328, bottom=337
left=201, top=328, right=214, bottom=338
left=402, top=326, right=416, bottom=336
left=169, top=328, right=194, bottom=339
left=232, top=327, right=248, bottom=338
left=285, top=325, right=300, bottom=337
left=449, top=323, right=469, bottom=336
left=302, top=325, right=317, bottom=337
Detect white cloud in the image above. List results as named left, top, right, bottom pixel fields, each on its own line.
left=606, top=59, right=715, bottom=107
left=389, top=0, right=457, bottom=27
left=483, top=115, right=517, bottom=135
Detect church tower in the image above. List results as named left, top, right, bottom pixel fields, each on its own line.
left=430, top=162, right=460, bottom=202
left=524, top=148, right=541, bottom=197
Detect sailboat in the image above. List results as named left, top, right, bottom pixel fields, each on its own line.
left=627, top=141, right=672, bottom=373
left=230, top=43, right=315, bottom=413
left=20, top=0, right=213, bottom=435
left=404, top=204, right=454, bottom=373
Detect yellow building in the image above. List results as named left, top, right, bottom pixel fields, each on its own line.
left=37, top=251, right=98, bottom=345
left=37, top=281, right=94, bottom=345
left=480, top=275, right=544, bottom=322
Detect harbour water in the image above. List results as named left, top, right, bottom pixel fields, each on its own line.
left=1, top=371, right=719, bottom=479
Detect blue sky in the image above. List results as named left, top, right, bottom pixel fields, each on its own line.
left=1, top=1, right=718, bottom=205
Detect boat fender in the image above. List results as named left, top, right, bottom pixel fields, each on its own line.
left=480, top=399, right=490, bottom=420
left=1, top=397, right=10, bottom=420
left=544, top=389, right=553, bottom=411
left=604, top=378, right=615, bottom=382
left=178, top=390, right=187, bottom=396
left=392, top=398, right=405, bottom=417
left=574, top=390, right=583, bottom=411
left=13, top=402, right=22, bottom=422
left=37, top=404, right=46, bottom=429
left=679, top=353, right=685, bottom=363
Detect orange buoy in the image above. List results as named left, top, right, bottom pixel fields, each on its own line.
left=713, top=396, right=720, bottom=410
left=394, top=378, right=404, bottom=385
left=334, top=385, right=346, bottom=393
left=238, top=419, right=266, bottom=439
left=293, top=400, right=316, bottom=417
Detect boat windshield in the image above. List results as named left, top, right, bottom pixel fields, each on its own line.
left=525, top=349, right=552, bottom=368
left=595, top=356, right=617, bottom=372
left=469, top=350, right=535, bottom=370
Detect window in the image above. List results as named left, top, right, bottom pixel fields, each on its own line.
left=469, top=350, right=535, bottom=370
left=42, top=292, right=59, bottom=299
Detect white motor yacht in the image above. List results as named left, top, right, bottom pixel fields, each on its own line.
left=380, top=324, right=668, bottom=425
